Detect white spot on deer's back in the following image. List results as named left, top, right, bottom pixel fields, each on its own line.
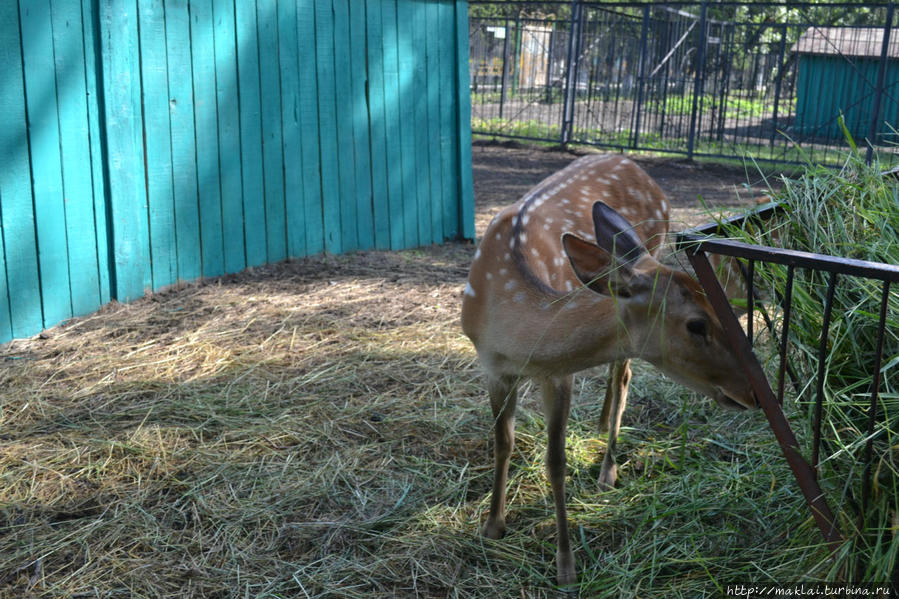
left=464, top=282, right=476, bottom=297
left=504, top=280, right=517, bottom=291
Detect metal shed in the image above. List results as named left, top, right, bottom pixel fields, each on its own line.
left=0, top=0, right=474, bottom=345
left=793, top=26, right=899, bottom=142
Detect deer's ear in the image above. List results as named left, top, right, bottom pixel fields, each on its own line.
left=563, top=233, right=649, bottom=298
left=592, top=201, right=646, bottom=265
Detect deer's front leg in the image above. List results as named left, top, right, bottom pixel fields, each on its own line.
left=481, top=375, right=518, bottom=540
left=541, top=375, right=575, bottom=587
left=599, top=359, right=631, bottom=490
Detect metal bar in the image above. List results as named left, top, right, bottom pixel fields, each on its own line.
left=776, top=265, right=795, bottom=406
left=544, top=22, right=555, bottom=105
left=860, top=281, right=892, bottom=522
left=500, top=16, right=510, bottom=120
left=687, top=248, right=843, bottom=549
left=686, top=2, right=708, bottom=160
left=770, top=23, right=788, bottom=150
left=681, top=200, right=784, bottom=237
left=560, top=0, right=582, bottom=145
left=812, top=271, right=838, bottom=475
left=866, top=2, right=895, bottom=164
left=632, top=4, right=651, bottom=150
left=746, top=259, right=755, bottom=345
left=677, top=234, right=899, bottom=283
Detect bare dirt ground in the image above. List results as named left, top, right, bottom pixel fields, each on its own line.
left=470, top=141, right=774, bottom=237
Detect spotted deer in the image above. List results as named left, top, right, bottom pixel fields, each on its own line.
left=460, top=154, right=757, bottom=586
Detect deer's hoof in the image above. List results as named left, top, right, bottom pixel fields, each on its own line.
left=480, top=517, right=506, bottom=540
left=556, top=548, right=577, bottom=587
left=598, top=462, right=617, bottom=490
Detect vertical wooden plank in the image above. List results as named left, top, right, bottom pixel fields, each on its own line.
left=315, top=0, right=342, bottom=253
left=438, top=0, right=459, bottom=240
left=52, top=0, right=102, bottom=316
left=396, top=0, right=419, bottom=247
left=411, top=0, right=431, bottom=245
left=425, top=1, right=444, bottom=244
left=99, top=0, right=151, bottom=302
left=214, top=0, right=246, bottom=274
left=0, top=1, right=42, bottom=340
left=189, top=0, right=224, bottom=278
left=138, top=0, right=178, bottom=290
left=332, top=0, right=357, bottom=252
left=0, top=213, right=9, bottom=342
left=455, top=0, right=475, bottom=240
left=164, top=0, right=201, bottom=282
left=296, top=0, right=324, bottom=255
left=81, top=0, right=112, bottom=305
left=258, top=1, right=286, bottom=262
left=365, top=0, right=391, bottom=250
left=381, top=0, right=404, bottom=250
left=279, top=0, right=305, bottom=258
left=21, top=0, right=73, bottom=326
left=349, top=0, right=373, bottom=250
left=236, top=0, right=267, bottom=267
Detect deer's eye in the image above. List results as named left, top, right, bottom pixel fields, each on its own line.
left=686, top=318, right=708, bottom=338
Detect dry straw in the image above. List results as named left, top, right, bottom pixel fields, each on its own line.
left=2, top=158, right=839, bottom=598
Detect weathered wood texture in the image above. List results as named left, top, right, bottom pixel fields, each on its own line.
left=0, top=0, right=474, bottom=344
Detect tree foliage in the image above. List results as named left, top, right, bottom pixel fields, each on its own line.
left=469, top=1, right=890, bottom=28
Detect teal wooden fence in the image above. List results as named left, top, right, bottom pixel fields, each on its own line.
left=0, top=0, right=474, bottom=345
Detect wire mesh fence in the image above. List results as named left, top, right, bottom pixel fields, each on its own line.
left=469, top=1, right=899, bottom=165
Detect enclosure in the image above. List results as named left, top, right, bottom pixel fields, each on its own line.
left=3, top=0, right=899, bottom=596
left=470, top=1, right=899, bottom=165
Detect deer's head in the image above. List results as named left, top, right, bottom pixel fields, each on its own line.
left=562, top=202, right=756, bottom=410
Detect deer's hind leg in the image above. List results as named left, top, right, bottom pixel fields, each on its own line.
left=599, top=359, right=631, bottom=489
left=481, top=375, right=518, bottom=540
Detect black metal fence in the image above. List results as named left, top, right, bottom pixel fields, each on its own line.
left=676, top=204, right=899, bottom=573
left=470, top=1, right=899, bottom=165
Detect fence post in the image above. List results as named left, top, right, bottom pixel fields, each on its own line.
left=686, top=1, right=708, bottom=159
left=545, top=21, right=556, bottom=105
left=770, top=23, right=788, bottom=150
left=500, top=16, right=511, bottom=120
left=632, top=4, right=651, bottom=150
left=866, top=2, right=895, bottom=165
left=561, top=0, right=583, bottom=145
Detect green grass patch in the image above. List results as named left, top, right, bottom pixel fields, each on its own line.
left=717, top=145, right=899, bottom=584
